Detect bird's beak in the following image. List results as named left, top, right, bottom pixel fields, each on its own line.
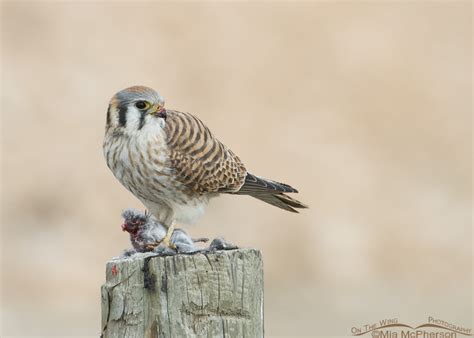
left=150, top=104, right=165, bottom=115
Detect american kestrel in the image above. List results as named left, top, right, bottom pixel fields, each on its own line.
left=104, top=86, right=307, bottom=249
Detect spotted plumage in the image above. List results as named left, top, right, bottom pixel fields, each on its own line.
left=103, top=86, right=307, bottom=233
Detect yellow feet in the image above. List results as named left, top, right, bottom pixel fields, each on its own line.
left=145, top=221, right=177, bottom=252
left=161, top=221, right=177, bottom=250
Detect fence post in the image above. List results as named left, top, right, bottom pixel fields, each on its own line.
left=101, top=249, right=264, bottom=337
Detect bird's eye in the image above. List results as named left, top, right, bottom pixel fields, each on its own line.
left=135, top=101, right=149, bottom=110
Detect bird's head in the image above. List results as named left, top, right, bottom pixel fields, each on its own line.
left=106, top=86, right=166, bottom=132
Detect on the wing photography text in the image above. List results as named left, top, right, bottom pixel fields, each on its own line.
left=351, top=317, right=472, bottom=338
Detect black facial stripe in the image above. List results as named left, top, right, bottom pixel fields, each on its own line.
left=138, top=111, right=146, bottom=130
left=118, top=105, right=127, bottom=127
left=106, top=104, right=111, bottom=125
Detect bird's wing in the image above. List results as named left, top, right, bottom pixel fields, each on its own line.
left=163, top=110, right=247, bottom=194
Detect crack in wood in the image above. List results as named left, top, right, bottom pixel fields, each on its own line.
left=143, top=255, right=157, bottom=291
left=182, top=308, right=251, bottom=320
left=164, top=259, right=172, bottom=338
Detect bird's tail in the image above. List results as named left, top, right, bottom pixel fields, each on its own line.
left=234, top=173, right=308, bottom=213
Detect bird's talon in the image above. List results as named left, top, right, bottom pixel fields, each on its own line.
left=162, top=238, right=177, bottom=250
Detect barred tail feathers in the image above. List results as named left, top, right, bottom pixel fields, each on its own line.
left=235, top=173, right=308, bottom=213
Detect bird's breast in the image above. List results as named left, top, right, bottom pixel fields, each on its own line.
left=103, top=126, right=202, bottom=210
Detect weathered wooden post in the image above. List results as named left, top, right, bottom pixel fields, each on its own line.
left=101, top=249, right=264, bottom=338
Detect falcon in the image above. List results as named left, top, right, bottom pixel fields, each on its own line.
left=103, top=86, right=307, bottom=249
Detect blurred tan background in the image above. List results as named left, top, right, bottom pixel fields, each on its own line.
left=1, top=1, right=472, bottom=337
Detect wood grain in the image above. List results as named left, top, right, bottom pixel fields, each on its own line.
left=101, top=249, right=264, bottom=338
